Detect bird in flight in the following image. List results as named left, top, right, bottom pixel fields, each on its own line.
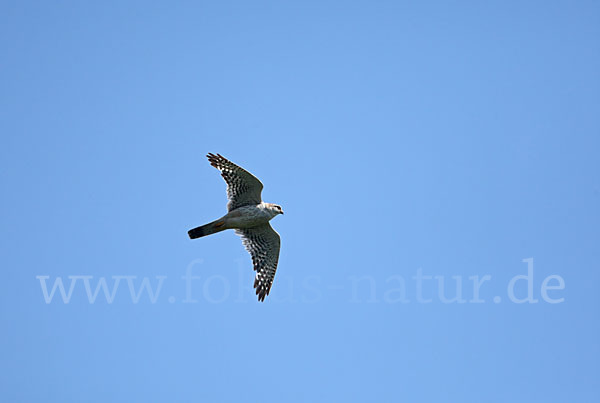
left=188, top=153, right=284, bottom=301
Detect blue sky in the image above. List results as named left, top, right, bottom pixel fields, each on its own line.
left=1, top=1, right=599, bottom=402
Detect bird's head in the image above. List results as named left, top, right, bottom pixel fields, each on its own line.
left=267, top=203, right=284, bottom=217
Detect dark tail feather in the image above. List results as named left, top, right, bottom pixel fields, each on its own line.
left=188, top=225, right=209, bottom=239
left=188, top=220, right=225, bottom=239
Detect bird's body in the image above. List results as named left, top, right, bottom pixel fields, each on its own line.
left=223, top=203, right=281, bottom=229
left=188, top=203, right=280, bottom=237
left=187, top=154, right=283, bottom=301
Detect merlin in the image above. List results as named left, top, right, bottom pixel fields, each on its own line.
left=188, top=153, right=283, bottom=301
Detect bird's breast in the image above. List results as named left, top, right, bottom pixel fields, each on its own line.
left=225, top=206, right=270, bottom=229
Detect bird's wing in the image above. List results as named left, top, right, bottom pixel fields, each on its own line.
left=236, top=224, right=281, bottom=301
left=207, top=153, right=264, bottom=211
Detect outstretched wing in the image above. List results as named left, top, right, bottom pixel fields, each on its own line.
left=236, top=224, right=281, bottom=302
left=207, top=153, right=263, bottom=211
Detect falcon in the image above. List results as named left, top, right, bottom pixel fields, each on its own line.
left=187, top=153, right=283, bottom=301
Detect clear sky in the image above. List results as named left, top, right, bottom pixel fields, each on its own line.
left=1, top=1, right=599, bottom=402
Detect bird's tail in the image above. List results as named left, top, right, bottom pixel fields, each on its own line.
left=188, top=219, right=226, bottom=239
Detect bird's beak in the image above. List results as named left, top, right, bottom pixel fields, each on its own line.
left=281, top=211, right=284, bottom=215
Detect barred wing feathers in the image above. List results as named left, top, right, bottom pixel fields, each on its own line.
left=236, top=224, right=281, bottom=302
left=207, top=153, right=263, bottom=211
